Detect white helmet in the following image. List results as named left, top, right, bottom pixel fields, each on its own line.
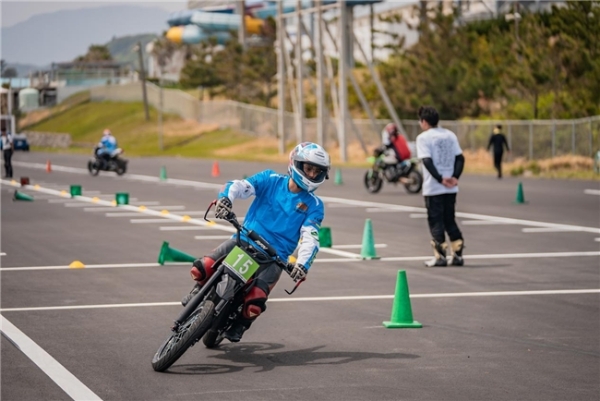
left=288, top=142, right=331, bottom=192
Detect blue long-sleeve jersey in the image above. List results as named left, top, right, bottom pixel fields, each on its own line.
left=218, top=170, right=324, bottom=270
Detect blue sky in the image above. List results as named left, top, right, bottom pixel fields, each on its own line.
left=1, top=0, right=188, bottom=28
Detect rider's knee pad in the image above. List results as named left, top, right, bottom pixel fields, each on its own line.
left=190, top=257, right=216, bottom=284
left=243, top=284, right=268, bottom=320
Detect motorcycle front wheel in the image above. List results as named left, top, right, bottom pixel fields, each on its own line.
left=403, top=170, right=423, bottom=194
left=88, top=160, right=100, bottom=176
left=151, top=300, right=215, bottom=372
left=364, top=170, right=383, bottom=193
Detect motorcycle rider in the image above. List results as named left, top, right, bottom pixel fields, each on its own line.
left=375, top=123, right=411, bottom=180
left=96, top=129, right=118, bottom=168
left=182, top=142, right=331, bottom=343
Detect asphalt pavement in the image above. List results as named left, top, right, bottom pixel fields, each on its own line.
left=1, top=151, right=599, bottom=401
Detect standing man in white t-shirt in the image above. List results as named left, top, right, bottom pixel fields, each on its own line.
left=415, top=106, right=465, bottom=267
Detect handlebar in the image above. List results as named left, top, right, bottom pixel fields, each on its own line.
left=204, top=200, right=294, bottom=275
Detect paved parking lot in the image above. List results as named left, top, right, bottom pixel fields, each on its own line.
left=1, top=152, right=599, bottom=401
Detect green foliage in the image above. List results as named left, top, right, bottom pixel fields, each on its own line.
left=74, top=45, right=113, bottom=62
left=373, top=1, right=600, bottom=120
left=179, top=19, right=277, bottom=107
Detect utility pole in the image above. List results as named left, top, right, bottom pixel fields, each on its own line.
left=338, top=2, right=349, bottom=162
left=136, top=41, right=150, bottom=121
left=316, top=0, right=325, bottom=146
left=158, top=73, right=164, bottom=151
left=296, top=0, right=305, bottom=143
left=277, top=0, right=286, bottom=154
left=237, top=0, right=246, bottom=49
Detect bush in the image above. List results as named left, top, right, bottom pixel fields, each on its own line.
left=526, top=161, right=541, bottom=175
left=510, top=165, right=524, bottom=176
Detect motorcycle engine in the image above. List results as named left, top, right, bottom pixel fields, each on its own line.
left=384, top=166, right=397, bottom=181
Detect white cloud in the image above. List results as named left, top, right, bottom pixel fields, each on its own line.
left=1, top=1, right=188, bottom=28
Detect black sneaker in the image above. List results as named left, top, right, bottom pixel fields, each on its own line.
left=181, top=284, right=201, bottom=307
left=223, top=322, right=246, bottom=343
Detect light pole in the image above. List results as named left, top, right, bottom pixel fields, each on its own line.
left=134, top=41, right=150, bottom=121
left=504, top=3, right=522, bottom=42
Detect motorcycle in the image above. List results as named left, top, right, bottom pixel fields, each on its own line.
left=151, top=201, right=299, bottom=372
left=87, top=146, right=127, bottom=176
left=364, top=152, right=423, bottom=194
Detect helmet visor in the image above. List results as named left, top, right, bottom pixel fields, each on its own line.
left=295, top=161, right=328, bottom=183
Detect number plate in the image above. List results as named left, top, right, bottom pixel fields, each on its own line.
left=223, top=246, right=260, bottom=282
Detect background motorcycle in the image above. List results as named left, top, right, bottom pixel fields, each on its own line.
left=151, top=202, right=298, bottom=372
left=88, top=146, right=127, bottom=176
left=364, top=152, right=423, bottom=194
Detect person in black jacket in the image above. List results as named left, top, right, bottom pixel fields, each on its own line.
left=487, top=125, right=510, bottom=179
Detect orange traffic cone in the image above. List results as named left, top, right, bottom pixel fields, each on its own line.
left=211, top=161, right=220, bottom=178
left=46, top=160, right=52, bottom=173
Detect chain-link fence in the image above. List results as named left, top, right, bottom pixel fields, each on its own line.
left=91, top=83, right=600, bottom=159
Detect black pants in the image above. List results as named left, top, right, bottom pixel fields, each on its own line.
left=3, top=149, right=13, bottom=178
left=425, top=193, right=463, bottom=244
left=493, top=151, right=503, bottom=178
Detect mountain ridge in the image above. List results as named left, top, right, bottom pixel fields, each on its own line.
left=1, top=5, right=170, bottom=67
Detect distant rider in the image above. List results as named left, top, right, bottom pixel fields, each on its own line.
left=374, top=123, right=412, bottom=178
left=181, top=142, right=331, bottom=343
left=97, top=129, right=117, bottom=167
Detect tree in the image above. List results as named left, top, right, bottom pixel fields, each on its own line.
left=74, top=45, right=113, bottom=62
left=0, top=59, right=17, bottom=77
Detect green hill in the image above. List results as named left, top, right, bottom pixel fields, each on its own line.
left=28, top=101, right=254, bottom=158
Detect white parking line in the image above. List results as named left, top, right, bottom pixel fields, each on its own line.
left=409, top=213, right=428, bottom=218
left=462, top=220, right=514, bottom=225
left=522, top=227, right=579, bottom=233
left=1, top=289, right=598, bottom=313
left=333, top=244, right=387, bottom=249
left=380, top=250, right=600, bottom=262
left=366, top=208, right=398, bottom=213
left=0, top=252, right=6, bottom=256
left=160, top=226, right=215, bottom=231
left=2, top=251, right=597, bottom=272
left=194, top=235, right=234, bottom=240
left=130, top=219, right=180, bottom=224
left=4, top=169, right=599, bottom=236
left=0, top=315, right=102, bottom=400
left=584, top=189, right=600, bottom=195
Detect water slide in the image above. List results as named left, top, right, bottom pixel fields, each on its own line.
left=166, top=0, right=381, bottom=45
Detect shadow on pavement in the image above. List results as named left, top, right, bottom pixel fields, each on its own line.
left=169, top=342, right=419, bottom=374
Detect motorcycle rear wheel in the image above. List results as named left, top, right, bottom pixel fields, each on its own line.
left=151, top=300, right=215, bottom=372
left=364, top=170, right=383, bottom=193
left=403, top=170, right=423, bottom=194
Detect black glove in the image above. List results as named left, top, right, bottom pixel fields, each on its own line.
left=215, top=197, right=233, bottom=219
left=289, top=264, right=307, bottom=282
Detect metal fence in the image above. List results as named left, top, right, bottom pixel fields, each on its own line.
left=90, top=83, right=600, bottom=160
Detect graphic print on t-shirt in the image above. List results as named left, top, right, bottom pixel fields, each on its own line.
left=434, top=137, right=455, bottom=170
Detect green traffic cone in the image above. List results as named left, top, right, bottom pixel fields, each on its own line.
left=383, top=270, right=422, bottom=329
left=160, top=166, right=167, bottom=181
left=318, top=227, right=332, bottom=248
left=13, top=190, right=34, bottom=201
left=158, top=241, right=197, bottom=265
left=334, top=168, right=343, bottom=185
left=360, top=219, right=379, bottom=260
left=515, top=181, right=526, bottom=204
